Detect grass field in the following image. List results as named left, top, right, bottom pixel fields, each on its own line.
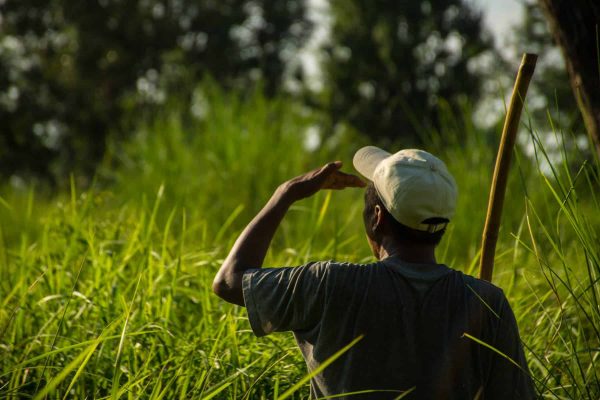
left=1, top=84, right=599, bottom=399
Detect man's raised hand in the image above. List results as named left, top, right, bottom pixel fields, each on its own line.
left=279, top=161, right=366, bottom=202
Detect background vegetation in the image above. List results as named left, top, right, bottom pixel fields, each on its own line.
left=1, top=0, right=497, bottom=184
left=1, top=0, right=599, bottom=398
left=1, top=84, right=599, bottom=398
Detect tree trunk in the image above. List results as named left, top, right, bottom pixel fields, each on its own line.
left=538, top=0, right=600, bottom=155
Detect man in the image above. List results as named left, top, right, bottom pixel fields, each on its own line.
left=213, top=146, right=535, bottom=399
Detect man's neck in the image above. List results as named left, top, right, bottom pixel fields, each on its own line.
left=376, top=237, right=437, bottom=264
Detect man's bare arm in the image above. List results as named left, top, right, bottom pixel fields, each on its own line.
left=212, top=161, right=365, bottom=306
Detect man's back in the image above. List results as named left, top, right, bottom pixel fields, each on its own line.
left=214, top=151, right=534, bottom=398
left=243, top=257, right=534, bottom=399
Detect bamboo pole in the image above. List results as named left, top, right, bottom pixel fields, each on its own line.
left=479, top=53, right=538, bottom=282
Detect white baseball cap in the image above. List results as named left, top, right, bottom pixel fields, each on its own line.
left=353, top=146, right=458, bottom=233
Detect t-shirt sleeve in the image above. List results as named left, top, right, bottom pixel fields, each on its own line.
left=242, top=262, right=330, bottom=337
left=484, top=295, right=536, bottom=400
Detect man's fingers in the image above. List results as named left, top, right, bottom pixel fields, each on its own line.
left=336, top=172, right=366, bottom=188
left=318, top=162, right=366, bottom=190
left=322, top=170, right=366, bottom=189
left=312, top=161, right=343, bottom=185
left=321, top=161, right=343, bottom=174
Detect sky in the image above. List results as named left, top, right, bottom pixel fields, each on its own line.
left=471, top=0, right=527, bottom=126
left=477, top=0, right=523, bottom=38
left=475, top=0, right=524, bottom=57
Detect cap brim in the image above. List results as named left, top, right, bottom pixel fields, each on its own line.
left=353, top=146, right=391, bottom=180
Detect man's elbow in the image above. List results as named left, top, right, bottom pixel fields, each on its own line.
left=212, top=277, right=230, bottom=299
left=212, top=273, right=245, bottom=306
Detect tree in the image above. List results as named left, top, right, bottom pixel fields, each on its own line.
left=321, top=0, right=494, bottom=145
left=512, top=0, right=581, bottom=134
left=0, top=0, right=312, bottom=184
left=538, top=0, right=600, bottom=155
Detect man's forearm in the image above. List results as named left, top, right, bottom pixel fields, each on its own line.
left=213, top=185, right=293, bottom=306
left=212, top=161, right=364, bottom=306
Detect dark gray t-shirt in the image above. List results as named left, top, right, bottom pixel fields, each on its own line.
left=242, top=257, right=534, bottom=399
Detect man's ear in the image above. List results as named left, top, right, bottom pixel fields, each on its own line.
left=373, top=205, right=384, bottom=233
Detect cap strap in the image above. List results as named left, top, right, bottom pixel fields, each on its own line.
left=421, top=222, right=448, bottom=233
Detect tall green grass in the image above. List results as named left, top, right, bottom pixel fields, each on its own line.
left=0, top=83, right=598, bottom=398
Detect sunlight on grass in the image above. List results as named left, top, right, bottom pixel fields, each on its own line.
left=0, top=84, right=598, bottom=398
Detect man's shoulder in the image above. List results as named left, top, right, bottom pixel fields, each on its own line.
left=296, top=259, right=381, bottom=270
left=457, top=271, right=509, bottom=307
left=246, top=259, right=378, bottom=281
left=297, top=261, right=507, bottom=298
left=460, top=272, right=505, bottom=293
left=321, top=259, right=382, bottom=268
left=293, top=259, right=384, bottom=286
left=310, top=259, right=384, bottom=275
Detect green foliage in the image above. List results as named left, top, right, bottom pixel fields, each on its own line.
left=320, top=0, right=494, bottom=145
left=1, top=86, right=599, bottom=398
left=1, top=0, right=503, bottom=185
left=100, top=81, right=368, bottom=256
left=0, top=0, right=312, bottom=183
